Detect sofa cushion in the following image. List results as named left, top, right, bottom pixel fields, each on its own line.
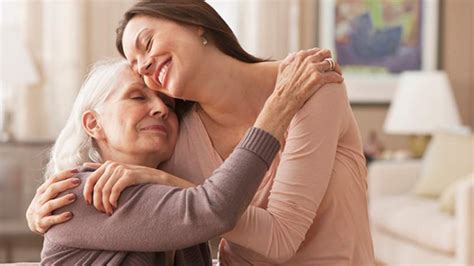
left=439, top=172, right=474, bottom=215
left=414, top=132, right=473, bottom=197
left=370, top=194, right=455, bottom=254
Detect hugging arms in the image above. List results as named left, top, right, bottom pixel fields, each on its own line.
left=35, top=48, right=342, bottom=265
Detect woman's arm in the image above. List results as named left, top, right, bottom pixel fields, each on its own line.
left=46, top=127, right=280, bottom=252
left=46, top=50, right=343, bottom=252
left=83, top=48, right=343, bottom=215
left=222, top=83, right=351, bottom=264
left=39, top=48, right=342, bottom=253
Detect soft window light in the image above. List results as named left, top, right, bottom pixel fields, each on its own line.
left=0, top=27, right=39, bottom=141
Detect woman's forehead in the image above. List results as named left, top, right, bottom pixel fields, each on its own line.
left=118, top=65, right=143, bottom=85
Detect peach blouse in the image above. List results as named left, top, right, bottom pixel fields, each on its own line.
left=161, top=83, right=375, bottom=265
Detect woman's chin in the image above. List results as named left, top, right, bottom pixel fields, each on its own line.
left=166, top=84, right=188, bottom=100
left=141, top=142, right=171, bottom=155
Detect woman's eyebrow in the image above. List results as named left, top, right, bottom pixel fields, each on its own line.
left=120, top=83, right=144, bottom=95
left=128, top=82, right=147, bottom=91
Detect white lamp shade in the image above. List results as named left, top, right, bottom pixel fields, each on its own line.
left=0, top=27, right=39, bottom=86
left=384, top=71, right=462, bottom=135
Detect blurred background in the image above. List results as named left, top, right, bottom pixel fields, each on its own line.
left=0, top=0, right=472, bottom=264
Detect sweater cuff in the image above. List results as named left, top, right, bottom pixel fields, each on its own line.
left=237, top=127, right=281, bottom=168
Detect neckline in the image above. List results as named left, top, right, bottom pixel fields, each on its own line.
left=191, top=105, right=225, bottom=164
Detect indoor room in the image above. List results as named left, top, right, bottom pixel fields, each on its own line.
left=0, top=0, right=473, bottom=265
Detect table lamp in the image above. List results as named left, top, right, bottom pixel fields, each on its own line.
left=384, top=71, right=462, bottom=157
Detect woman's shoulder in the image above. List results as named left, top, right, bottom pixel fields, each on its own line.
left=296, top=82, right=349, bottom=118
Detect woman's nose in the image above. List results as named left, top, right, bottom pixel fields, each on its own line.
left=138, top=59, right=153, bottom=76
left=150, top=99, right=169, bottom=119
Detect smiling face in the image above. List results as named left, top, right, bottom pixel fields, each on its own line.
left=121, top=15, right=207, bottom=100
left=86, top=66, right=179, bottom=164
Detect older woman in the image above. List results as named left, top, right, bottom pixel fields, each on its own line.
left=39, top=55, right=330, bottom=265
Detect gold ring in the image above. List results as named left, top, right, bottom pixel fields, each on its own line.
left=324, top=58, right=336, bottom=71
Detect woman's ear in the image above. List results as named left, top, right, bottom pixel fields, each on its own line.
left=197, top=26, right=205, bottom=37
left=82, top=110, right=105, bottom=140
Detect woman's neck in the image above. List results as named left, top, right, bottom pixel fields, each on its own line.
left=192, top=52, right=280, bottom=129
left=98, top=145, right=161, bottom=168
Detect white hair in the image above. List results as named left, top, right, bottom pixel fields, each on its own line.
left=45, top=59, right=129, bottom=179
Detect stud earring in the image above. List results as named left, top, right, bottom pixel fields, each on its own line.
left=202, top=36, right=208, bottom=46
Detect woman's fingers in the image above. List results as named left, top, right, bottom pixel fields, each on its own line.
left=27, top=170, right=78, bottom=235
left=37, top=169, right=78, bottom=194
left=39, top=178, right=81, bottom=205
left=301, top=63, right=344, bottom=99
left=294, top=49, right=318, bottom=65
left=38, top=212, right=73, bottom=233
left=109, top=176, right=133, bottom=209
left=102, top=169, right=124, bottom=215
left=38, top=193, right=76, bottom=217
left=286, top=48, right=333, bottom=85
left=333, top=62, right=342, bottom=75
left=93, top=164, right=116, bottom=213
left=82, top=162, right=102, bottom=170
left=314, top=60, right=332, bottom=73
left=83, top=164, right=108, bottom=205
left=307, top=49, right=332, bottom=64
left=321, top=71, right=345, bottom=85
left=280, top=52, right=296, bottom=71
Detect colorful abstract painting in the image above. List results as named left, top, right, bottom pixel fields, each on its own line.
left=335, top=0, right=423, bottom=74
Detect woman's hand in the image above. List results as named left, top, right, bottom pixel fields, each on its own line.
left=277, top=48, right=343, bottom=109
left=26, top=169, right=81, bottom=234
left=255, top=48, right=343, bottom=140
left=82, top=161, right=194, bottom=215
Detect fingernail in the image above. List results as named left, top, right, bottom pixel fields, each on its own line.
left=70, top=168, right=79, bottom=174
left=71, top=178, right=81, bottom=185
left=65, top=212, right=73, bottom=219
left=68, top=194, right=76, bottom=201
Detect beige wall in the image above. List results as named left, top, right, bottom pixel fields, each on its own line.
left=67, top=0, right=474, bottom=150
left=441, top=0, right=474, bottom=129
left=82, top=0, right=472, bottom=151
left=84, top=0, right=134, bottom=66
left=350, top=0, right=474, bottom=150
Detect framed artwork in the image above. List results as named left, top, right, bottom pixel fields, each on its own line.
left=319, top=0, right=439, bottom=103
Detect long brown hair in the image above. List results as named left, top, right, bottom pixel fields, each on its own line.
left=116, top=0, right=267, bottom=116
left=116, top=0, right=266, bottom=64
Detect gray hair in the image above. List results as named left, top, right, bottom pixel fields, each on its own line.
left=45, top=59, right=129, bottom=179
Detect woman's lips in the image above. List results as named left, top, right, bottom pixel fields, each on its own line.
left=141, top=125, right=167, bottom=135
left=155, top=58, right=172, bottom=87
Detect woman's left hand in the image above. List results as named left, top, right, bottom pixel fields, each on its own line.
left=82, top=161, right=194, bottom=215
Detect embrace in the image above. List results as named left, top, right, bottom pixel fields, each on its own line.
left=26, top=1, right=374, bottom=265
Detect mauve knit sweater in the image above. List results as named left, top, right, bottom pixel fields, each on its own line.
left=40, top=127, right=280, bottom=266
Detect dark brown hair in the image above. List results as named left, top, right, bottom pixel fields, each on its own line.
left=116, top=0, right=266, bottom=63
left=116, top=0, right=268, bottom=116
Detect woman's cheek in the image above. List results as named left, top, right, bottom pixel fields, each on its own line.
left=144, top=76, right=160, bottom=91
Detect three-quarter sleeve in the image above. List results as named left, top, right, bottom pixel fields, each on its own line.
left=45, top=127, right=280, bottom=252
left=222, top=83, right=350, bottom=263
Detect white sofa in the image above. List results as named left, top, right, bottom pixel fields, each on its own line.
left=368, top=160, right=473, bottom=265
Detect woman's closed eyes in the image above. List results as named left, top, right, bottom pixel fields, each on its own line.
left=128, top=90, right=175, bottom=110
left=146, top=37, right=153, bottom=53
